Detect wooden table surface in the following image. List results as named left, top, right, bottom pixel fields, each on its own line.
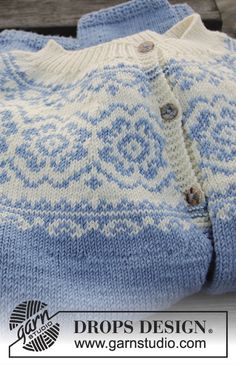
left=0, top=0, right=229, bottom=36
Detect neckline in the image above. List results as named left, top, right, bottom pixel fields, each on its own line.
left=26, top=13, right=209, bottom=55
left=4, top=14, right=221, bottom=85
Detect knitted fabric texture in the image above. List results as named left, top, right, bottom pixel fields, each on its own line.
left=77, top=0, right=194, bottom=47
left=0, top=0, right=193, bottom=52
left=0, top=29, right=81, bottom=52
left=1, top=14, right=236, bottom=327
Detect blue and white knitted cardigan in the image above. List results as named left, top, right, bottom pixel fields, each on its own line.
left=1, top=11, right=236, bottom=325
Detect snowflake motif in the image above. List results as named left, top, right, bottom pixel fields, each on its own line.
left=97, top=115, right=165, bottom=180
left=184, top=94, right=236, bottom=165
left=10, top=120, right=92, bottom=187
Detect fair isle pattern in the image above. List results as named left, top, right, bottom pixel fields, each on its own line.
left=158, top=31, right=236, bottom=294
left=0, top=58, right=177, bottom=197
left=0, top=52, right=203, bottom=241
left=0, top=55, right=152, bottom=105
left=162, top=49, right=236, bottom=196
left=0, top=197, right=210, bottom=239
left=1, top=14, right=236, bottom=322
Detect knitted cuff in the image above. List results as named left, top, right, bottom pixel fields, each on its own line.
left=77, top=0, right=194, bottom=48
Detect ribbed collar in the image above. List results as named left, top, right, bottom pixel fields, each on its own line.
left=4, top=14, right=224, bottom=85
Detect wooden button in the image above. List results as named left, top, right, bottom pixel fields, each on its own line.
left=138, top=41, right=155, bottom=53
left=185, top=186, right=203, bottom=206
left=160, top=103, right=179, bottom=121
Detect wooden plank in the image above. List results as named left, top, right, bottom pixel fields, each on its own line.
left=171, top=0, right=219, bottom=13
left=215, top=0, right=236, bottom=37
left=1, top=0, right=131, bottom=28
left=0, top=0, right=222, bottom=35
